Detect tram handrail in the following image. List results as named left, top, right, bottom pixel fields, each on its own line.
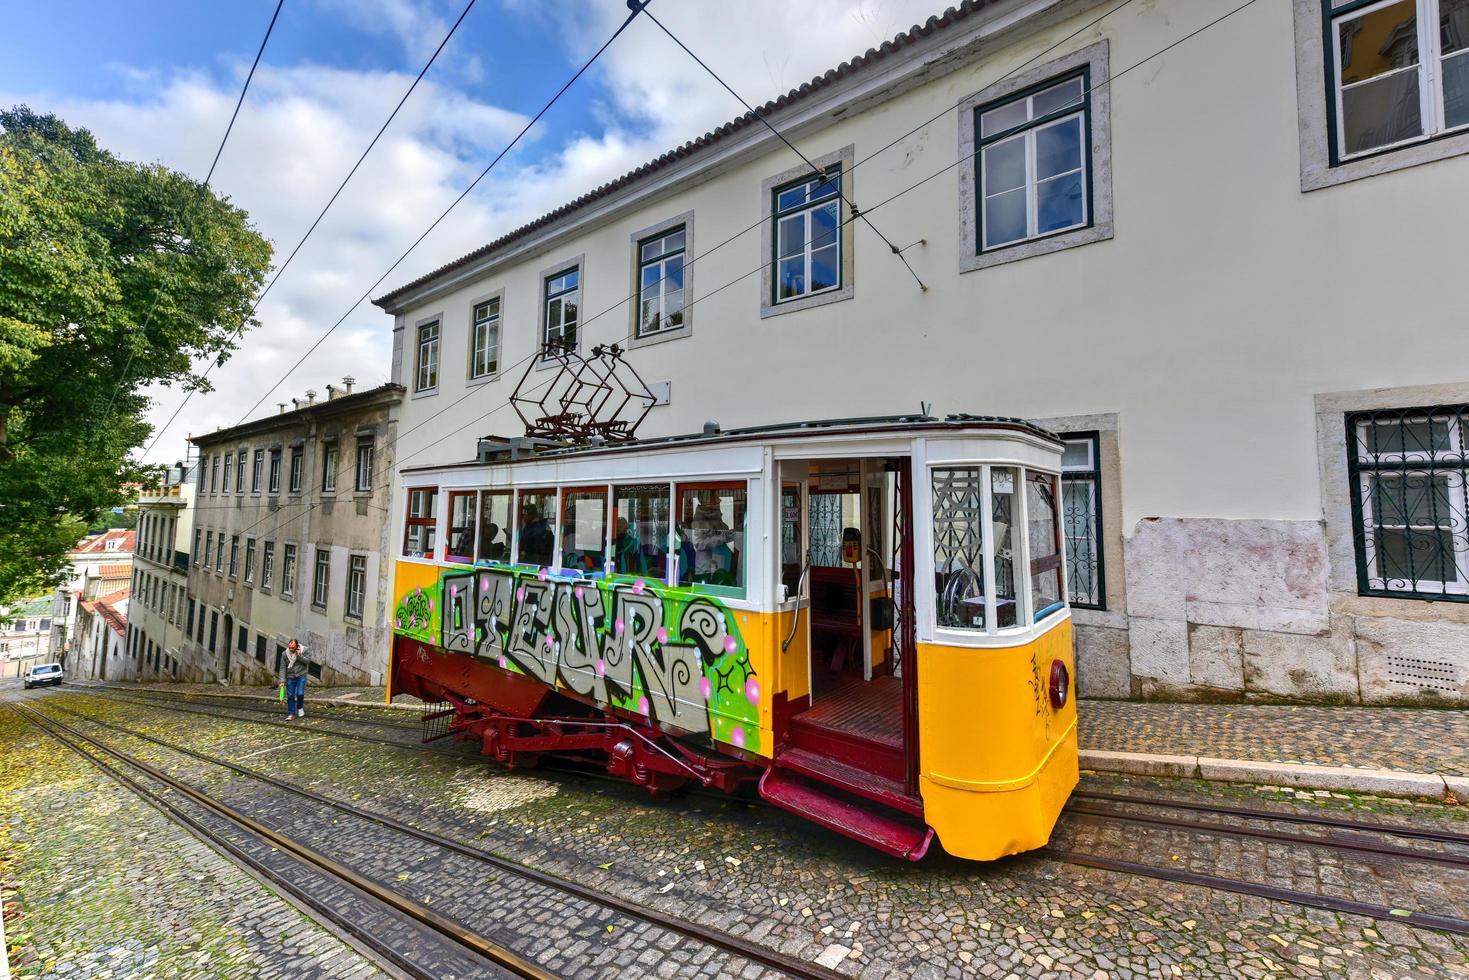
left=781, top=550, right=812, bottom=653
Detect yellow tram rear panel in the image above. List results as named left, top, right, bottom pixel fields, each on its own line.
left=916, top=618, right=1077, bottom=860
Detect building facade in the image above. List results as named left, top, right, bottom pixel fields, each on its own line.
left=122, top=466, right=196, bottom=682
left=182, top=383, right=403, bottom=686
left=47, top=528, right=134, bottom=661
left=373, top=0, right=1469, bottom=705
left=69, top=589, right=129, bottom=682
left=1, top=597, right=55, bottom=679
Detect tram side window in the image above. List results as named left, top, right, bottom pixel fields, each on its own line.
left=446, top=491, right=477, bottom=564
left=404, top=487, right=438, bottom=558
left=991, top=467, right=1019, bottom=628
left=478, top=491, right=512, bottom=562
left=517, top=489, right=556, bottom=567
left=1026, top=471, right=1064, bottom=620
left=612, top=484, right=670, bottom=579
left=676, top=483, right=747, bottom=597
left=561, top=487, right=608, bottom=573
left=933, top=467, right=988, bottom=629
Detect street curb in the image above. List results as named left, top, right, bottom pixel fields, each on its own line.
left=1079, top=748, right=1455, bottom=801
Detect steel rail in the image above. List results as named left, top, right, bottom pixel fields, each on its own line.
left=9, top=700, right=544, bottom=979
left=39, top=699, right=848, bottom=980
left=105, top=685, right=420, bottom=730
left=1042, top=847, right=1469, bottom=937
left=1072, top=789, right=1469, bottom=846
left=1065, top=802, right=1469, bottom=869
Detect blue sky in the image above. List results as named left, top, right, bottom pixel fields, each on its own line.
left=1, top=0, right=942, bottom=461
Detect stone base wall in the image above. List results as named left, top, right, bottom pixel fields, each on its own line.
left=1073, top=517, right=1469, bottom=705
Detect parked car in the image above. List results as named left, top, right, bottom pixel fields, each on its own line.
left=23, top=663, right=63, bottom=689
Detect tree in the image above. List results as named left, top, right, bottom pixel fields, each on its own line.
left=0, top=106, right=273, bottom=605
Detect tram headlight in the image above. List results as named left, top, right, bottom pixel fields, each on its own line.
left=1048, top=660, right=1070, bottom=710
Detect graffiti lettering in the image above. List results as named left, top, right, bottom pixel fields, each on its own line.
left=398, top=566, right=760, bottom=751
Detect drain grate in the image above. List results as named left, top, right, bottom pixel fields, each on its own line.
left=1386, top=655, right=1460, bottom=693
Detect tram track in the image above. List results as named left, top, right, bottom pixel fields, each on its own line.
left=63, top=688, right=1469, bottom=937
left=8, top=699, right=539, bottom=980
left=21, top=695, right=850, bottom=980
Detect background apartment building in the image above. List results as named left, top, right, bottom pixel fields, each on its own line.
left=119, top=464, right=196, bottom=682
left=1, top=597, right=55, bottom=679
left=373, top=0, right=1469, bottom=705
left=46, top=527, right=134, bottom=661
left=182, top=382, right=402, bottom=686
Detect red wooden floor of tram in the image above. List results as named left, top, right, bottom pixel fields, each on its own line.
left=798, top=673, right=904, bottom=752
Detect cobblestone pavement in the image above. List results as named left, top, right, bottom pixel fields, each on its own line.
left=0, top=697, right=387, bottom=979
left=1078, top=701, right=1469, bottom=776
left=26, top=689, right=1469, bottom=980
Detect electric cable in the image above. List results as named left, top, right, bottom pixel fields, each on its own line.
left=142, top=0, right=480, bottom=456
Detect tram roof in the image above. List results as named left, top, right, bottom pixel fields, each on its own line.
left=402, top=413, right=1063, bottom=475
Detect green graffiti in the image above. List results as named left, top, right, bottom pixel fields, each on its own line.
left=395, top=565, right=761, bottom=752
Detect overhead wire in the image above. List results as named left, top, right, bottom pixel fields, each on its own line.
left=142, top=0, right=481, bottom=457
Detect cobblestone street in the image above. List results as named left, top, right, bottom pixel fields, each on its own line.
left=5, top=687, right=1469, bottom=979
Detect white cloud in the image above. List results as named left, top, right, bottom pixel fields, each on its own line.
left=7, top=0, right=949, bottom=462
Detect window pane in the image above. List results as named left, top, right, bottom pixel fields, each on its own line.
left=810, top=243, right=840, bottom=293
left=810, top=202, right=838, bottom=250
left=641, top=264, right=661, bottom=289
left=777, top=256, right=805, bottom=299
left=561, top=489, right=608, bottom=572
left=1027, top=472, right=1064, bottom=620
left=447, top=494, right=476, bottom=562
left=478, top=492, right=512, bottom=562
left=982, top=136, right=1026, bottom=193
left=1341, top=68, right=1424, bottom=154
left=517, top=490, right=556, bottom=566
left=1031, top=76, right=1085, bottom=117
left=1035, top=116, right=1083, bottom=179
left=983, top=188, right=1027, bottom=248
left=1061, top=438, right=1093, bottom=470
left=1370, top=472, right=1456, bottom=527
left=664, top=253, right=684, bottom=290
left=1037, top=171, right=1085, bottom=233
left=992, top=467, right=1018, bottom=628
left=665, top=289, right=684, bottom=327
left=1339, top=1, right=1418, bottom=85
left=777, top=185, right=806, bottom=211
left=1063, top=480, right=1102, bottom=606
left=612, top=484, right=669, bottom=579
left=1444, top=49, right=1469, bottom=128
left=932, top=467, right=986, bottom=630
left=777, top=214, right=805, bottom=260
left=1361, top=417, right=1453, bottom=456
left=640, top=239, right=661, bottom=262
left=676, top=485, right=747, bottom=595
left=1374, top=527, right=1460, bottom=584
left=664, top=228, right=686, bottom=253
left=980, top=99, right=1028, bottom=139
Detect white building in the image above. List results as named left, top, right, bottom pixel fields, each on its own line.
left=69, top=588, right=129, bottom=682
left=122, top=465, right=195, bottom=681
left=373, top=0, right=1469, bottom=705
left=1, top=597, right=55, bottom=679
left=47, top=528, right=134, bottom=661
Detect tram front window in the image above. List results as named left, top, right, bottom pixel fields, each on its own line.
left=561, top=487, right=608, bottom=573
left=676, top=483, right=747, bottom=596
left=1026, top=471, right=1064, bottom=620
left=612, top=484, right=670, bottom=579
left=991, top=467, right=1019, bottom=628
left=933, top=467, right=987, bottom=629
left=517, top=489, right=556, bottom=567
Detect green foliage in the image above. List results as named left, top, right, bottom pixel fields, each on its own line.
left=0, top=106, right=273, bottom=606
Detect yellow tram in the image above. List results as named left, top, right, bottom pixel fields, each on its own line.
left=388, top=415, right=1077, bottom=861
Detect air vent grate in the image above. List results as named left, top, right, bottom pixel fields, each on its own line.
left=1386, top=655, right=1460, bottom=693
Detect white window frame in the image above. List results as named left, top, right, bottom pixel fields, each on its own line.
left=978, top=74, right=1090, bottom=252
left=289, top=446, right=303, bottom=495
left=312, top=548, right=330, bottom=609
left=356, top=440, right=375, bottom=491
left=252, top=448, right=264, bottom=493
left=469, top=297, right=501, bottom=379
left=244, top=537, right=256, bottom=585
left=542, top=269, right=579, bottom=351
left=1329, top=0, right=1469, bottom=163
left=415, top=319, right=440, bottom=392
left=1352, top=410, right=1469, bottom=596
left=346, top=554, right=366, bottom=619
left=636, top=226, right=687, bottom=336
left=322, top=443, right=338, bottom=495
left=771, top=171, right=842, bottom=304
left=262, top=541, right=275, bottom=591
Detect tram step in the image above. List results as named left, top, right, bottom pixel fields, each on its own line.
left=774, top=748, right=923, bottom=818
left=758, top=766, right=934, bottom=861
left=788, top=717, right=906, bottom=784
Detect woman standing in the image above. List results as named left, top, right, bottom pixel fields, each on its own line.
left=279, top=639, right=311, bottom=720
